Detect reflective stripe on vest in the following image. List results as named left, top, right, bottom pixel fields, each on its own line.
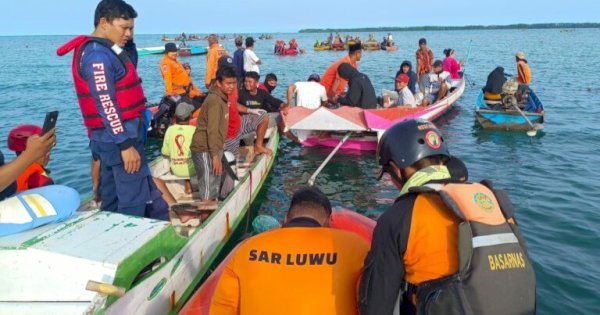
left=472, top=233, right=518, bottom=248
left=56, top=35, right=146, bottom=129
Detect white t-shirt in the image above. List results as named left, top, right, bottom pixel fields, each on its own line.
left=243, top=49, right=260, bottom=73
left=425, top=71, right=451, bottom=94
left=294, top=81, right=327, bottom=109
left=398, top=86, right=417, bottom=107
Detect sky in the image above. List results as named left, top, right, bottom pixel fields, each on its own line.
left=2, top=0, right=599, bottom=35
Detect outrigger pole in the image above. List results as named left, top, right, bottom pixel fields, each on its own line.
left=308, top=132, right=352, bottom=186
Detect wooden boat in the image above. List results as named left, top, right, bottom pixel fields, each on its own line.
left=284, top=79, right=465, bottom=151
left=362, top=40, right=380, bottom=51
left=314, top=45, right=331, bottom=51
left=178, top=46, right=208, bottom=57
left=0, top=127, right=280, bottom=315
left=475, top=89, right=544, bottom=131
left=381, top=44, right=398, bottom=51
left=331, top=42, right=345, bottom=51
left=179, top=209, right=375, bottom=315
left=137, top=46, right=207, bottom=57
left=137, top=46, right=166, bottom=56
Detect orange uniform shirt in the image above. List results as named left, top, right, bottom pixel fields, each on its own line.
left=517, top=60, right=532, bottom=85
left=160, top=55, right=191, bottom=95
left=404, top=194, right=460, bottom=285
left=205, top=43, right=228, bottom=87
left=321, top=55, right=358, bottom=97
left=209, top=227, right=369, bottom=315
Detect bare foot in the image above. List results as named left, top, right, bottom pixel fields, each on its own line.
left=254, top=145, right=273, bottom=156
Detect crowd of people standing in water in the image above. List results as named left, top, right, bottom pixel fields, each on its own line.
left=0, top=0, right=538, bottom=314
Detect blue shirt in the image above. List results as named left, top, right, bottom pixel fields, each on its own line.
left=233, top=48, right=246, bottom=78
left=81, top=41, right=140, bottom=148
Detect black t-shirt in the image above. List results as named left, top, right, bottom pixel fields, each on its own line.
left=238, top=88, right=284, bottom=112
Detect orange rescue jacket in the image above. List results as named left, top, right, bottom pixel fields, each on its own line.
left=210, top=226, right=370, bottom=315
left=321, top=55, right=357, bottom=97
left=160, top=55, right=191, bottom=95
left=16, top=162, right=53, bottom=192
left=205, top=44, right=228, bottom=87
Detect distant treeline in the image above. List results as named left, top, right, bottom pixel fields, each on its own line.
left=298, top=23, right=600, bottom=33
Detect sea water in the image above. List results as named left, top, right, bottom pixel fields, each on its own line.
left=1, top=28, right=599, bottom=313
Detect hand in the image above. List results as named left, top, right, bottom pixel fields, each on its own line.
left=121, top=146, right=141, bottom=174
left=281, top=104, right=290, bottom=115
left=23, top=128, right=56, bottom=161
left=247, top=108, right=267, bottom=115
left=212, top=155, right=223, bottom=176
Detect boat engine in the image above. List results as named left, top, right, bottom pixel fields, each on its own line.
left=501, top=79, right=519, bottom=109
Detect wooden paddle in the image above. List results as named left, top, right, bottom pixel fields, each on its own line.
left=511, top=103, right=539, bottom=137
left=308, top=132, right=352, bottom=186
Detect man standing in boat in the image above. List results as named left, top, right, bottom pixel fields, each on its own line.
left=321, top=42, right=363, bottom=100
left=57, top=0, right=168, bottom=220
left=209, top=187, right=369, bottom=315
left=416, top=38, right=434, bottom=94
left=205, top=34, right=228, bottom=88
left=243, top=37, right=261, bottom=75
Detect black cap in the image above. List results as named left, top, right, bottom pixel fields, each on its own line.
left=419, top=38, right=427, bottom=45
left=433, top=60, right=443, bottom=68
left=217, top=55, right=234, bottom=70
left=165, top=43, right=178, bottom=52
left=349, top=41, right=362, bottom=53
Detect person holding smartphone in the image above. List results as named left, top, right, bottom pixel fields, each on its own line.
left=0, top=129, right=56, bottom=201
left=57, top=0, right=168, bottom=220
left=6, top=125, right=55, bottom=192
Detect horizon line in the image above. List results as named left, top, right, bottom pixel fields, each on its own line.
left=1, top=21, right=598, bottom=37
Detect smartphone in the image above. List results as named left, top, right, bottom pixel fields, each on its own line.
left=42, top=111, right=59, bottom=135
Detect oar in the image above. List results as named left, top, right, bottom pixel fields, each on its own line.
left=511, top=103, right=538, bottom=137
left=462, top=39, right=473, bottom=75
left=461, top=40, right=474, bottom=86
left=308, top=132, right=352, bottom=186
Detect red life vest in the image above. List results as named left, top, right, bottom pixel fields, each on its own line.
left=57, top=35, right=146, bottom=129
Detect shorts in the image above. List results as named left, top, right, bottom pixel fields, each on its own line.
left=191, top=151, right=222, bottom=201
left=426, top=92, right=439, bottom=104
left=224, top=112, right=267, bottom=156
left=267, top=112, right=282, bottom=128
